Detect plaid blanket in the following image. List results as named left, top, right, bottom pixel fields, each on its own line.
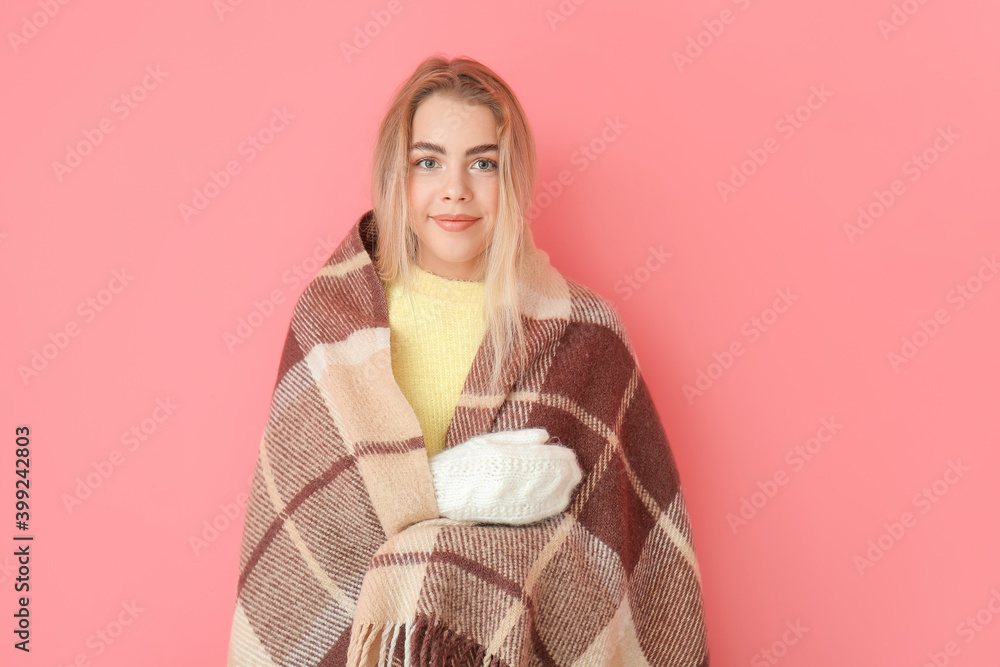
left=227, top=210, right=710, bottom=666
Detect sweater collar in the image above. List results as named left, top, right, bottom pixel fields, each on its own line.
left=386, top=260, right=485, bottom=305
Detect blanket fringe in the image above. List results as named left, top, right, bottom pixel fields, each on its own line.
left=348, top=614, right=506, bottom=666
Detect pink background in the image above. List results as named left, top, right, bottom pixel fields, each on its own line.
left=3, top=0, right=999, bottom=665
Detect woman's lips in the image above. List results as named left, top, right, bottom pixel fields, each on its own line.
left=431, top=216, right=480, bottom=232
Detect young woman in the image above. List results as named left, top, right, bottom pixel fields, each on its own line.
left=228, top=55, right=710, bottom=666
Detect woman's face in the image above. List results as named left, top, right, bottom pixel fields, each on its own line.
left=407, top=93, right=499, bottom=281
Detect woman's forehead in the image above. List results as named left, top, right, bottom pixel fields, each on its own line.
left=412, top=95, right=497, bottom=143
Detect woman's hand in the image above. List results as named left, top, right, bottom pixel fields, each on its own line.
left=428, top=428, right=583, bottom=525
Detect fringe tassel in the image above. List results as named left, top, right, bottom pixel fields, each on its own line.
left=347, top=613, right=507, bottom=666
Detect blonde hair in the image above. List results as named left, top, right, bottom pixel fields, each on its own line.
left=370, top=55, right=537, bottom=396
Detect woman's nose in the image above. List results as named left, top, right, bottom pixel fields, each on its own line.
left=441, top=169, right=471, bottom=201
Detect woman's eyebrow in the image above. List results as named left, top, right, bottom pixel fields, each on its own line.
left=410, top=141, right=499, bottom=157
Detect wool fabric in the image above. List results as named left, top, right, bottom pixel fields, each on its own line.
left=226, top=209, right=711, bottom=666
left=427, top=427, right=584, bottom=525
left=382, top=260, right=486, bottom=458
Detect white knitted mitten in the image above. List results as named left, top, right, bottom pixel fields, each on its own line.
left=428, top=428, right=583, bottom=525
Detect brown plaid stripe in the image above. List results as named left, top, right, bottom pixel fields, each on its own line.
left=227, top=211, right=710, bottom=666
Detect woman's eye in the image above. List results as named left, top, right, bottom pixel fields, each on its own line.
left=414, top=157, right=497, bottom=171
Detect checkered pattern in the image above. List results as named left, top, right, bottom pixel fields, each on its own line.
left=227, top=210, right=710, bottom=666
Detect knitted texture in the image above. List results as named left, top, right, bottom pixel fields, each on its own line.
left=427, top=427, right=583, bottom=525
left=383, top=260, right=486, bottom=458
left=227, top=210, right=710, bottom=666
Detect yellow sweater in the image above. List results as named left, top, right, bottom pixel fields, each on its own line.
left=383, top=261, right=486, bottom=458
